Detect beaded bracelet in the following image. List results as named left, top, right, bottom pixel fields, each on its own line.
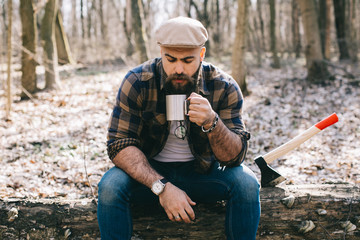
left=201, top=113, right=219, bottom=133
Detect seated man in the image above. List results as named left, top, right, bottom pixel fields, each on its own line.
left=97, top=16, right=260, bottom=240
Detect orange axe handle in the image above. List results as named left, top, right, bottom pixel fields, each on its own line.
left=263, top=113, right=339, bottom=164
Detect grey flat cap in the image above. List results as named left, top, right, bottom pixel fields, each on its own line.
left=155, top=16, right=208, bottom=48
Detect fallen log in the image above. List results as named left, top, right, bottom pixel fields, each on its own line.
left=0, top=184, right=359, bottom=239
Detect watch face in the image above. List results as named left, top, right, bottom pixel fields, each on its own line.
left=152, top=182, right=164, bottom=195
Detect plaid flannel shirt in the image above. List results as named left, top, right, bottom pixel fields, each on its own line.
left=107, top=58, right=250, bottom=173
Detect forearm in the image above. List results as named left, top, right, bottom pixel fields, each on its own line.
left=112, top=145, right=162, bottom=188
left=206, top=116, right=243, bottom=162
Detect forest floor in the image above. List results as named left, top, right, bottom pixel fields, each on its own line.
left=0, top=57, right=359, bottom=200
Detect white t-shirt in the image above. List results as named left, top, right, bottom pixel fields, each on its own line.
left=153, top=121, right=195, bottom=162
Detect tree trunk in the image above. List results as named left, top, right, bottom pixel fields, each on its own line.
left=80, top=0, right=85, bottom=40
left=41, top=0, right=61, bottom=90
left=349, top=0, right=358, bottom=62
left=318, top=0, right=332, bottom=60
left=297, top=0, right=330, bottom=84
left=20, top=0, right=37, bottom=100
left=257, top=0, right=265, bottom=50
left=6, top=0, right=12, bottom=119
left=55, top=12, right=74, bottom=65
left=269, top=0, right=281, bottom=68
left=231, top=0, right=249, bottom=96
left=333, top=0, right=351, bottom=60
left=1, top=1, right=8, bottom=56
left=291, top=0, right=301, bottom=58
left=249, top=2, right=262, bottom=67
left=123, top=0, right=134, bottom=57
left=0, top=184, right=359, bottom=239
left=99, top=0, right=108, bottom=47
left=131, top=0, right=149, bottom=63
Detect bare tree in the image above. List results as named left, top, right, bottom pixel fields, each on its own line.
left=269, top=0, right=281, bottom=68
left=131, top=0, right=149, bottom=63
left=6, top=0, right=12, bottom=119
left=292, top=0, right=301, bottom=58
left=333, top=0, right=350, bottom=60
left=232, top=0, right=249, bottom=96
left=297, top=0, right=329, bottom=83
left=20, top=0, right=38, bottom=99
left=55, top=12, right=74, bottom=65
left=41, top=0, right=61, bottom=89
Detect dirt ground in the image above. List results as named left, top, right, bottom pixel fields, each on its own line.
left=1, top=59, right=359, bottom=200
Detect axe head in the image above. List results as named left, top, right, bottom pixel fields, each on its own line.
left=255, top=156, right=286, bottom=187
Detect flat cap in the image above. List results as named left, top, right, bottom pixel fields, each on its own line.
left=155, top=16, right=208, bottom=48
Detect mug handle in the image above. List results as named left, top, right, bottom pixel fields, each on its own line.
left=184, top=99, right=190, bottom=116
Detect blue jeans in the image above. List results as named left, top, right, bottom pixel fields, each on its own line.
left=97, top=160, right=260, bottom=240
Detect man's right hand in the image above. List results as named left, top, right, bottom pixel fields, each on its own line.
left=159, top=183, right=196, bottom=223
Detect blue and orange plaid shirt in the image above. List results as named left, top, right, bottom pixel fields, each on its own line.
left=107, top=58, right=250, bottom=173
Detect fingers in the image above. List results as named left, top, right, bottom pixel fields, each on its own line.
left=187, top=93, right=214, bottom=126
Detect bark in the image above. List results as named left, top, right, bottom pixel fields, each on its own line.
left=297, top=0, right=330, bottom=84
left=249, top=2, right=262, bottom=67
left=20, top=0, right=37, bottom=100
left=6, top=0, right=12, bottom=119
left=333, top=0, right=351, bottom=60
left=99, top=0, right=108, bottom=47
left=41, top=0, right=61, bottom=90
left=349, top=0, right=358, bottom=62
left=55, top=12, right=74, bottom=65
left=257, top=0, right=265, bottom=50
left=131, top=0, right=149, bottom=63
left=231, top=0, right=249, bottom=96
left=80, top=0, right=85, bottom=39
left=0, top=184, right=359, bottom=239
left=123, top=0, right=134, bottom=57
left=291, top=0, right=301, bottom=58
left=318, top=0, right=331, bottom=59
left=269, top=0, right=281, bottom=68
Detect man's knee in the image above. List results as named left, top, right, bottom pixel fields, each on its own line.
left=98, top=167, right=132, bottom=205
left=231, top=166, right=260, bottom=202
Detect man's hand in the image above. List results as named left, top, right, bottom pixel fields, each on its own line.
left=159, top=183, right=196, bottom=223
left=187, top=92, right=216, bottom=129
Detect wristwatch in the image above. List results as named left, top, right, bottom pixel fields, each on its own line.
left=151, top=178, right=169, bottom=196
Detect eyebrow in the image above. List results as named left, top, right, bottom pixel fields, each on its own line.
left=165, top=53, right=195, bottom=62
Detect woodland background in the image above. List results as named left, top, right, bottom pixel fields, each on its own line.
left=0, top=0, right=359, bottom=202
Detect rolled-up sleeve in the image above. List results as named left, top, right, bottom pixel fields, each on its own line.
left=218, top=79, right=250, bottom=167
left=107, top=72, right=144, bottom=160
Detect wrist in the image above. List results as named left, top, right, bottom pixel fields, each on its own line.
left=202, top=112, right=218, bottom=133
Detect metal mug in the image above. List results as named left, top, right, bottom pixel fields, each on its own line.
left=166, top=95, right=189, bottom=121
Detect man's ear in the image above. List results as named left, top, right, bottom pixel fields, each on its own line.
left=200, top=47, right=206, bottom=61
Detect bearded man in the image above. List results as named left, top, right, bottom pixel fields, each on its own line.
left=97, top=16, right=260, bottom=240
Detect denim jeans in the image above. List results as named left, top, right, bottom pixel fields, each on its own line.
left=97, top=160, right=260, bottom=240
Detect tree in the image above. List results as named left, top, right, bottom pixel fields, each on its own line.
left=55, top=11, right=75, bottom=65
left=318, top=0, right=332, bottom=60
left=131, top=0, right=149, bottom=63
left=269, top=0, right=281, bottom=68
left=41, top=0, right=61, bottom=89
left=6, top=0, right=12, bottom=120
left=292, top=0, right=301, bottom=58
left=333, top=0, right=350, bottom=60
left=231, top=0, right=249, bottom=96
left=297, top=0, right=329, bottom=83
left=20, top=0, right=38, bottom=99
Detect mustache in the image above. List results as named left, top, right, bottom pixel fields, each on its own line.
left=166, top=73, right=192, bottom=82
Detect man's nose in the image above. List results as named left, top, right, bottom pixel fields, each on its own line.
left=175, top=62, right=184, bottom=74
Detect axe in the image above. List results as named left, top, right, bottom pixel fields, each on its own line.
left=255, top=113, right=339, bottom=187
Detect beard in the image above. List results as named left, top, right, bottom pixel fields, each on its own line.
left=164, top=67, right=200, bottom=96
